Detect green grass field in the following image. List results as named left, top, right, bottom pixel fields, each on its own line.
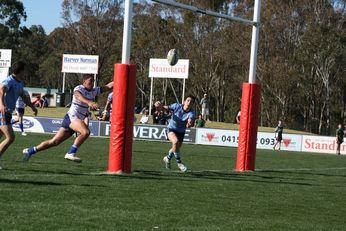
left=1, top=132, right=345, bottom=230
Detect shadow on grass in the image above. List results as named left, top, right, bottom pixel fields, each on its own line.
left=124, top=169, right=318, bottom=186
left=0, top=178, right=63, bottom=186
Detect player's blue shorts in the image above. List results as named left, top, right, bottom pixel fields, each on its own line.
left=0, top=112, right=13, bottom=126
left=61, top=114, right=76, bottom=136
left=167, top=128, right=185, bottom=143
left=16, top=107, right=25, bottom=114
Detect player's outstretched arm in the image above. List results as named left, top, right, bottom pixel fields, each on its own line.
left=154, top=101, right=169, bottom=111
left=22, top=92, right=38, bottom=116
left=101, top=81, right=114, bottom=93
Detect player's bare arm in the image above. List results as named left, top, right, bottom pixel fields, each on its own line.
left=0, top=84, right=7, bottom=114
left=74, top=91, right=99, bottom=110
left=21, top=91, right=38, bottom=116
left=100, top=81, right=114, bottom=93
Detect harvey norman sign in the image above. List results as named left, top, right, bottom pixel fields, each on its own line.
left=62, top=54, right=99, bottom=74
left=149, top=59, right=189, bottom=79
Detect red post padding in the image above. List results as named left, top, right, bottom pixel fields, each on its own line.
left=108, top=64, right=136, bottom=174
left=236, top=83, right=261, bottom=171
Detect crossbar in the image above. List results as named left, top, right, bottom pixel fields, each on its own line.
left=151, top=0, right=257, bottom=26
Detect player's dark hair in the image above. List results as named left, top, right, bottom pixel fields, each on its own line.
left=82, top=74, right=94, bottom=81
left=185, top=95, right=195, bottom=102
left=11, top=61, right=26, bottom=75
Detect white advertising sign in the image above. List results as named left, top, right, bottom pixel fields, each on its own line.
left=12, top=116, right=45, bottom=133
left=302, top=135, right=345, bottom=155
left=61, top=54, right=99, bottom=74
left=149, top=59, right=189, bottom=79
left=0, top=49, right=12, bottom=68
left=257, top=132, right=302, bottom=151
left=196, top=129, right=302, bottom=151
left=196, top=128, right=239, bottom=147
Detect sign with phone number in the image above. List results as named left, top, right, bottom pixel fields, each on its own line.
left=196, top=128, right=302, bottom=151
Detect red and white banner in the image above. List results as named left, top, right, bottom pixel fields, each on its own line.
left=196, top=128, right=302, bottom=151
left=61, top=54, right=99, bottom=74
left=302, top=135, right=345, bottom=155
left=149, top=59, right=189, bottom=79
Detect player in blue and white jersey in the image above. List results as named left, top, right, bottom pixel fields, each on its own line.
left=23, top=74, right=113, bottom=163
left=97, top=91, right=113, bottom=121
left=14, top=90, right=31, bottom=136
left=154, top=95, right=196, bottom=172
left=0, top=61, right=37, bottom=169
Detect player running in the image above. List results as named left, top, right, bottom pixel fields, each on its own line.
left=23, top=74, right=113, bottom=163
left=14, top=89, right=31, bottom=136
left=154, top=95, right=196, bottom=172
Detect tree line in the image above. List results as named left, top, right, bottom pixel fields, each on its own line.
left=0, top=0, right=345, bottom=135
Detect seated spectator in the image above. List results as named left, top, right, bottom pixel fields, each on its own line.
left=140, top=111, right=149, bottom=124
left=32, top=96, right=42, bottom=108
left=195, top=114, right=206, bottom=128
left=156, top=111, right=166, bottom=125
left=140, top=106, right=149, bottom=114
left=41, top=96, right=49, bottom=108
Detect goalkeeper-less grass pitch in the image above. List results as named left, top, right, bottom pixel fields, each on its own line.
left=1, top=132, right=345, bottom=230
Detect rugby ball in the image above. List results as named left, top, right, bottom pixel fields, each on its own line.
left=167, top=49, right=179, bottom=66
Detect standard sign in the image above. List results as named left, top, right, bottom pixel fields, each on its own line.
left=149, top=58, right=189, bottom=79
left=61, top=54, right=99, bottom=74
left=0, top=49, right=12, bottom=68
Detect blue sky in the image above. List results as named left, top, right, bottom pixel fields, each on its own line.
left=21, top=0, right=63, bottom=34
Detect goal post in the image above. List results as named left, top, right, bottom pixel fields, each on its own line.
left=109, top=0, right=262, bottom=173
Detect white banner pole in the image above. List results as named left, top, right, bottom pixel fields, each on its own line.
left=62, top=72, right=66, bottom=93
left=182, top=79, right=186, bottom=103
left=149, top=77, right=154, bottom=116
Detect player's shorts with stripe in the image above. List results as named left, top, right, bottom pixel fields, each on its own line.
left=61, top=114, right=76, bottom=136
left=167, top=128, right=185, bottom=143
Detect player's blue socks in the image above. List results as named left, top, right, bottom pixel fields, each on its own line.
left=166, top=150, right=174, bottom=160
left=68, top=145, right=78, bottom=154
left=19, top=123, right=24, bottom=133
left=174, top=152, right=182, bottom=163
left=27, top=147, right=38, bottom=155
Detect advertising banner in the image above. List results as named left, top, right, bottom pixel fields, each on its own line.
left=196, top=128, right=302, bottom=151
left=13, top=117, right=99, bottom=136
left=0, top=49, right=12, bottom=68
left=302, top=135, right=344, bottom=155
left=149, top=59, right=189, bottom=79
left=99, top=123, right=196, bottom=143
left=61, top=54, right=99, bottom=74
left=257, top=132, right=302, bottom=151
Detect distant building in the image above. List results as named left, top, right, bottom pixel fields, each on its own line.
left=24, top=87, right=72, bottom=107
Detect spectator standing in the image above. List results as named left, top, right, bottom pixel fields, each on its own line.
left=14, top=89, right=31, bottom=136
left=273, top=120, right=284, bottom=151
left=236, top=110, right=241, bottom=124
left=336, top=124, right=344, bottom=155
left=200, top=94, right=209, bottom=120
